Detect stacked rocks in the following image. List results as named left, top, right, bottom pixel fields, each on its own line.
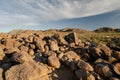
left=0, top=31, right=119, bottom=80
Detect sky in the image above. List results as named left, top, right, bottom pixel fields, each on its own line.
left=0, top=0, right=120, bottom=32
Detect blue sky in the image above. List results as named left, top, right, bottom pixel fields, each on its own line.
left=0, top=0, right=120, bottom=32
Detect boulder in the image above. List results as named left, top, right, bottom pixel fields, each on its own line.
left=48, top=56, right=60, bottom=69
left=95, top=63, right=113, bottom=78
left=64, top=32, right=80, bottom=45
left=89, top=44, right=112, bottom=59
left=4, top=47, right=19, bottom=54
left=35, top=39, right=46, bottom=52
left=10, top=51, right=33, bottom=63
left=53, top=33, right=67, bottom=45
left=5, top=61, right=50, bottom=80
left=64, top=51, right=80, bottom=61
left=1, top=38, right=17, bottom=48
left=49, top=40, right=59, bottom=51
left=77, top=60, right=94, bottom=72
left=19, top=45, right=28, bottom=52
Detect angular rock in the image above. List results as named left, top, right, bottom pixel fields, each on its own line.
left=64, top=32, right=80, bottom=45
left=53, top=33, right=67, bottom=45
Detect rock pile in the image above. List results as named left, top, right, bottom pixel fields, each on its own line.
left=0, top=32, right=119, bottom=80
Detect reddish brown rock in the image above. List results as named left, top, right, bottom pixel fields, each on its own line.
left=5, top=61, right=51, bottom=80
left=49, top=40, right=59, bottom=51
left=77, top=60, right=94, bottom=72
left=28, top=49, right=34, bottom=56
left=48, top=56, right=60, bottom=69
left=64, top=51, right=80, bottom=61
left=53, top=33, right=67, bottom=45
left=19, top=45, right=28, bottom=52
left=35, top=39, right=46, bottom=52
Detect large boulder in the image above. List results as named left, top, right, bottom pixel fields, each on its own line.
left=8, top=51, right=33, bottom=64
left=89, top=44, right=112, bottom=59
left=5, top=61, right=51, bottom=80
left=1, top=38, right=17, bottom=48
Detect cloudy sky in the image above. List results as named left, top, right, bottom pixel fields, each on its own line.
left=0, top=0, right=120, bottom=32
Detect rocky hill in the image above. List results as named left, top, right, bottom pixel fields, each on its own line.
left=0, top=28, right=119, bottom=80
left=94, top=27, right=120, bottom=32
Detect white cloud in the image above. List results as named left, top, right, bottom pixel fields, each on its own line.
left=0, top=0, right=120, bottom=27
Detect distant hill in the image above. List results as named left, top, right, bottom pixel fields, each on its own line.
left=94, top=27, right=120, bottom=32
